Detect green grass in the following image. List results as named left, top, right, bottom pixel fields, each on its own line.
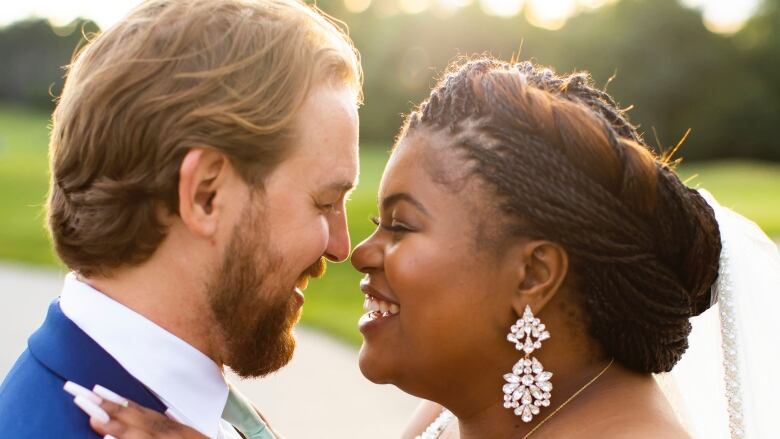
left=677, top=162, right=780, bottom=237
left=0, top=104, right=60, bottom=267
left=1, top=104, right=778, bottom=346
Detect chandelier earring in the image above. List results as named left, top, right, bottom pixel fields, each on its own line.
left=503, top=305, right=553, bottom=423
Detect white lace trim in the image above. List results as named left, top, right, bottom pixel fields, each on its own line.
left=415, top=409, right=454, bottom=439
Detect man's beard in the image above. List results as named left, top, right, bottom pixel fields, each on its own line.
left=207, top=205, right=322, bottom=378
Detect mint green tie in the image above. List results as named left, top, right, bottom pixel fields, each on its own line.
left=221, top=384, right=276, bottom=439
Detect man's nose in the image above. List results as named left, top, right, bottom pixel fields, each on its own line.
left=324, top=214, right=351, bottom=262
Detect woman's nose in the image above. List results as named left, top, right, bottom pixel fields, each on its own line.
left=350, top=235, right=382, bottom=273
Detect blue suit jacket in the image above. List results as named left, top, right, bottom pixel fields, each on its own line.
left=0, top=300, right=167, bottom=438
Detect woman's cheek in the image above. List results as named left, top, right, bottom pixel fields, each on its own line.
left=386, top=241, right=447, bottom=303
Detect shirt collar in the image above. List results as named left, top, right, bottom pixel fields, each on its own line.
left=60, top=273, right=228, bottom=438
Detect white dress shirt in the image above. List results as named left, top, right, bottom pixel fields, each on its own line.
left=59, top=273, right=242, bottom=439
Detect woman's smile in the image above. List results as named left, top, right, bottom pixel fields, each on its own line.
left=358, top=279, right=401, bottom=333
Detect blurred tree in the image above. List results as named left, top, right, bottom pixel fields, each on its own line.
left=732, top=0, right=780, bottom=160
left=552, top=0, right=774, bottom=161
left=317, top=0, right=779, bottom=161
left=0, top=18, right=98, bottom=109
left=0, top=1, right=777, bottom=160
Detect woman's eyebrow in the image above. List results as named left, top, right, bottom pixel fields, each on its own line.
left=380, top=192, right=430, bottom=217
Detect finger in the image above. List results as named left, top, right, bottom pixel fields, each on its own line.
left=93, top=420, right=145, bottom=439
left=101, top=415, right=204, bottom=439
left=98, top=417, right=151, bottom=439
left=97, top=414, right=178, bottom=439
left=63, top=381, right=102, bottom=405
left=73, top=395, right=109, bottom=424
left=73, top=395, right=121, bottom=438
left=165, top=408, right=185, bottom=422
left=93, top=385, right=130, bottom=407
left=96, top=391, right=168, bottom=422
left=98, top=399, right=154, bottom=427
left=88, top=415, right=114, bottom=437
left=76, top=398, right=140, bottom=438
left=99, top=399, right=200, bottom=438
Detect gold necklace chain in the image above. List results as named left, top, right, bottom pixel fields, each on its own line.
left=522, top=358, right=615, bottom=439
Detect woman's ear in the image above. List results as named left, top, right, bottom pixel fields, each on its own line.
left=511, top=240, right=569, bottom=317
left=177, top=147, right=232, bottom=239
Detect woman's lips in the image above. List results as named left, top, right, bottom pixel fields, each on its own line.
left=358, top=291, right=401, bottom=333
left=359, top=279, right=399, bottom=305
left=357, top=279, right=401, bottom=333
left=358, top=306, right=399, bottom=333
left=363, top=294, right=400, bottom=315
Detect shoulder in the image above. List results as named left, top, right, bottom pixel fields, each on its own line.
left=548, top=370, right=691, bottom=439
left=569, top=398, right=691, bottom=439
left=401, top=400, right=449, bottom=439
left=591, top=418, right=692, bottom=439
left=0, top=349, right=100, bottom=438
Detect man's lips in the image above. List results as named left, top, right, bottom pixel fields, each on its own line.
left=292, top=276, right=310, bottom=307
left=293, top=257, right=326, bottom=296
left=292, top=285, right=305, bottom=308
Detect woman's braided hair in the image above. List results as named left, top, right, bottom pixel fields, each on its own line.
left=404, top=58, right=721, bottom=373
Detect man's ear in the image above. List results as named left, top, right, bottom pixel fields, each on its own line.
left=511, top=240, right=569, bottom=317
left=177, top=147, right=232, bottom=239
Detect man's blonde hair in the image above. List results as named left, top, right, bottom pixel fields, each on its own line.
left=47, top=0, right=362, bottom=276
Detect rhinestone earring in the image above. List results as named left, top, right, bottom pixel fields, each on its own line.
left=503, top=305, right=553, bottom=423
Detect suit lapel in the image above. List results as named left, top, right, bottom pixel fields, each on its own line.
left=28, top=300, right=168, bottom=413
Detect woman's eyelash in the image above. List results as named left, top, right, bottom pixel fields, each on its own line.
left=369, top=215, right=410, bottom=233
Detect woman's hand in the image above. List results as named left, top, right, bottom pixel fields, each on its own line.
left=67, top=381, right=207, bottom=439
left=91, top=398, right=207, bottom=439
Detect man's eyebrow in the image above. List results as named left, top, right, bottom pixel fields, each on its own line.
left=324, top=180, right=356, bottom=193
left=380, top=192, right=430, bottom=217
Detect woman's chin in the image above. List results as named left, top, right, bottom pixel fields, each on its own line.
left=358, top=343, right=397, bottom=384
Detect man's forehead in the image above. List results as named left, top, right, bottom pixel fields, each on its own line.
left=318, top=156, right=359, bottom=191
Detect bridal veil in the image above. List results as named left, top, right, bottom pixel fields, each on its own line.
left=666, top=189, right=780, bottom=438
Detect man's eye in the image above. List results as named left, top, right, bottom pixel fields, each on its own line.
left=318, top=202, right=337, bottom=212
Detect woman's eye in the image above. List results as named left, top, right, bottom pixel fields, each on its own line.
left=370, top=216, right=410, bottom=233
left=385, top=224, right=409, bottom=233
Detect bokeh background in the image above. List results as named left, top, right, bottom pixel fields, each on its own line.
left=1, top=0, right=779, bottom=346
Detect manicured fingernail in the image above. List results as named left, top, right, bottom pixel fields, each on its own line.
left=73, top=395, right=110, bottom=424
left=64, top=381, right=102, bottom=405
left=93, top=385, right=129, bottom=407
left=105, top=435, right=117, bottom=439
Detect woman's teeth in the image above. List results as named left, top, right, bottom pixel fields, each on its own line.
left=363, top=295, right=400, bottom=316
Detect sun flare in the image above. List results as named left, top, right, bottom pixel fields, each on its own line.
left=0, top=0, right=764, bottom=35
